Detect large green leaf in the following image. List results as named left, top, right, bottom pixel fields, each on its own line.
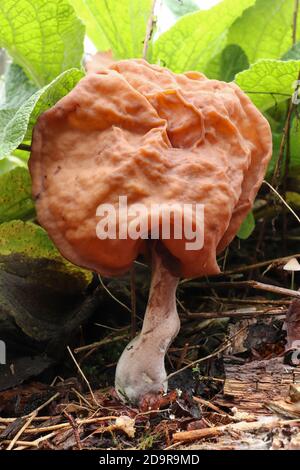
left=69, top=0, right=152, bottom=59
left=204, top=51, right=224, bottom=80
left=205, top=44, right=249, bottom=81
left=219, top=44, right=249, bottom=82
left=0, top=68, right=84, bottom=160
left=153, top=0, right=255, bottom=73
left=228, top=0, right=300, bottom=63
left=1, top=64, right=37, bottom=110
left=0, top=65, right=38, bottom=151
left=0, top=220, right=94, bottom=347
left=0, top=220, right=92, bottom=291
left=0, top=155, right=27, bottom=175
left=68, top=0, right=110, bottom=51
left=0, top=167, right=34, bottom=223
left=235, top=59, right=300, bottom=110
left=0, top=0, right=84, bottom=87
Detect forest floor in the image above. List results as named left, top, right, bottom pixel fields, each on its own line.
left=1, top=203, right=300, bottom=450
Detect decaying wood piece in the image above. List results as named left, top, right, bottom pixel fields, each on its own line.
left=267, top=400, right=300, bottom=418
left=173, top=340, right=300, bottom=447
left=173, top=417, right=300, bottom=443
left=284, top=297, right=300, bottom=350
left=217, top=357, right=300, bottom=415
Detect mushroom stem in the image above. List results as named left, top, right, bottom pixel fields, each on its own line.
left=115, top=247, right=180, bottom=405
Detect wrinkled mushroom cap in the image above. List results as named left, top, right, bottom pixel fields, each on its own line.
left=29, top=59, right=272, bottom=278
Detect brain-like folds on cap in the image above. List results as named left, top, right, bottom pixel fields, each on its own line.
left=29, top=60, right=272, bottom=278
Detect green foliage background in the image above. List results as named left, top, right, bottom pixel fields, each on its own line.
left=0, top=0, right=299, bottom=275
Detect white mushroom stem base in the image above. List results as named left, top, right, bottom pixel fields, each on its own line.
left=115, top=249, right=180, bottom=405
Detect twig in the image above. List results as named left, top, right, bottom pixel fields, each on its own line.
left=25, top=393, right=60, bottom=418
left=176, top=342, right=189, bottom=369
left=185, top=280, right=300, bottom=299
left=98, top=275, right=131, bottom=313
left=143, top=0, right=156, bottom=59
left=74, top=332, right=128, bottom=354
left=0, top=416, right=51, bottom=423
left=12, top=416, right=119, bottom=435
left=94, top=322, right=127, bottom=332
left=63, top=411, right=82, bottom=450
left=2, top=431, right=59, bottom=448
left=167, top=326, right=248, bottom=381
left=67, top=346, right=98, bottom=406
left=30, top=431, right=58, bottom=447
left=6, top=414, right=36, bottom=450
left=164, top=441, right=183, bottom=450
left=193, top=396, right=232, bottom=417
left=71, top=388, right=95, bottom=409
left=221, top=253, right=300, bottom=276
left=282, top=123, right=292, bottom=252
left=263, top=180, right=300, bottom=224
left=3, top=439, right=37, bottom=448
left=173, top=418, right=300, bottom=443
left=198, top=296, right=291, bottom=305
left=272, top=101, right=295, bottom=187
left=6, top=393, right=59, bottom=450
left=187, top=307, right=286, bottom=319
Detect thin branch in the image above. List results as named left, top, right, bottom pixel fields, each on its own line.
left=198, top=296, right=291, bottom=305
left=63, top=411, right=82, bottom=450
left=6, top=416, right=119, bottom=436
left=67, top=346, right=98, bottom=406
left=143, top=0, right=156, bottom=60
left=167, top=325, right=248, bottom=381
left=219, top=281, right=299, bottom=298
left=98, top=275, right=131, bottom=313
left=176, top=342, right=189, bottom=369
left=263, top=180, right=300, bottom=223
left=271, top=97, right=296, bottom=187
left=221, top=253, right=300, bottom=276
left=183, top=279, right=300, bottom=299
left=73, top=332, right=128, bottom=354
left=6, top=414, right=36, bottom=451
left=282, top=109, right=292, bottom=252
left=6, top=393, right=59, bottom=450
left=173, top=418, right=300, bottom=443
left=25, top=392, right=60, bottom=418
left=187, top=307, right=286, bottom=319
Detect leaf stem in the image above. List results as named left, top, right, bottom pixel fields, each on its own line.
left=17, top=143, right=32, bottom=152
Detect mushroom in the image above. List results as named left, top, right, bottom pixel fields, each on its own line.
left=283, top=257, right=300, bottom=290
left=29, top=59, right=272, bottom=405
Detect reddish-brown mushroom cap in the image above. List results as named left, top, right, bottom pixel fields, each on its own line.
left=29, top=59, right=272, bottom=405
left=29, top=59, right=272, bottom=280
